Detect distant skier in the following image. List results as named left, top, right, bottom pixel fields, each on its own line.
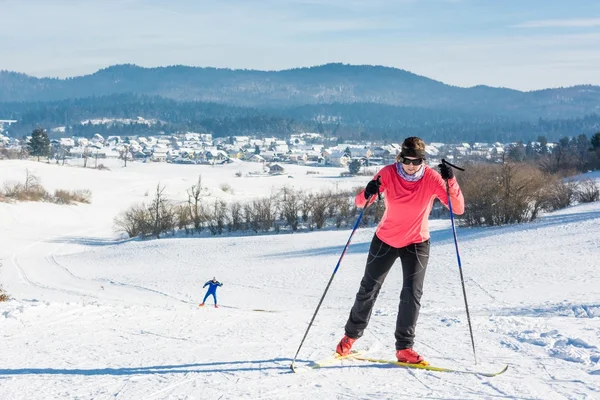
left=199, top=277, right=223, bottom=308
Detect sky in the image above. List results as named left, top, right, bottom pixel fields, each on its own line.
left=1, top=0, right=600, bottom=90
left=0, top=158, right=599, bottom=398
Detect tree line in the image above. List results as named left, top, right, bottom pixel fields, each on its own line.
left=114, top=160, right=600, bottom=240
left=2, top=93, right=600, bottom=143
left=113, top=178, right=386, bottom=239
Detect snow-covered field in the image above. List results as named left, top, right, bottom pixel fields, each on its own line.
left=1, top=159, right=599, bottom=399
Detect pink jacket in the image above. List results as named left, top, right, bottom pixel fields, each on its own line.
left=356, top=164, right=464, bottom=248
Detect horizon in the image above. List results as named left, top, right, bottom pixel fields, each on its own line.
left=2, top=0, right=600, bottom=91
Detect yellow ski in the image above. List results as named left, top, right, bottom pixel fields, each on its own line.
left=351, top=355, right=508, bottom=377
left=290, top=351, right=363, bottom=373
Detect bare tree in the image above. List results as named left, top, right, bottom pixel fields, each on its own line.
left=149, top=184, right=175, bottom=238
left=24, top=169, right=40, bottom=192
left=228, top=201, right=244, bottom=232
left=311, top=192, right=332, bottom=229
left=206, top=199, right=228, bottom=235
left=83, top=146, right=90, bottom=168
left=300, top=193, right=313, bottom=225
left=255, top=196, right=277, bottom=232
left=279, top=186, right=302, bottom=231
left=175, top=204, right=191, bottom=234
left=120, top=144, right=131, bottom=167
left=244, top=203, right=258, bottom=232
left=187, top=175, right=204, bottom=232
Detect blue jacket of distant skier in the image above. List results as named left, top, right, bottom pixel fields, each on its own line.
left=203, top=280, right=223, bottom=293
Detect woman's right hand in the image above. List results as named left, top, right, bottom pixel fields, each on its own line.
left=364, top=178, right=380, bottom=199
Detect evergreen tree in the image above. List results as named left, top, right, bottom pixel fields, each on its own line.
left=27, top=128, right=50, bottom=161
left=591, top=132, right=600, bottom=150
left=537, top=135, right=549, bottom=155
left=525, top=141, right=535, bottom=158
left=507, top=141, right=526, bottom=162
left=348, top=159, right=361, bottom=175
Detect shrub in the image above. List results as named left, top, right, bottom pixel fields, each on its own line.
left=460, top=162, right=552, bottom=226
left=1, top=170, right=91, bottom=205
left=3, top=181, right=49, bottom=202
left=0, top=286, right=9, bottom=302
left=577, top=179, right=600, bottom=203
left=114, top=203, right=152, bottom=238
left=544, top=179, right=579, bottom=211
left=53, top=189, right=92, bottom=204
left=220, top=183, right=233, bottom=193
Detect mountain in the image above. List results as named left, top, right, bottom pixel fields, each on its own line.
left=2, top=63, right=600, bottom=120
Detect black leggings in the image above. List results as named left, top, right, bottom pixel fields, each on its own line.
left=345, top=234, right=430, bottom=350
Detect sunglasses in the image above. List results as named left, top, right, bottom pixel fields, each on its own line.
left=400, top=157, right=424, bottom=166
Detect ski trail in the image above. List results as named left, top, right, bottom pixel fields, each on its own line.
left=145, top=375, right=196, bottom=399
left=11, top=246, right=98, bottom=299
left=12, top=223, right=196, bottom=306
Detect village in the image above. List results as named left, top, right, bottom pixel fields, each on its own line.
left=0, top=119, right=530, bottom=173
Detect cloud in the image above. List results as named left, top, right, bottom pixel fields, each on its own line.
left=513, top=18, right=600, bottom=29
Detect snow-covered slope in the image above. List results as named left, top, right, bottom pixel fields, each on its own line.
left=1, top=159, right=599, bottom=399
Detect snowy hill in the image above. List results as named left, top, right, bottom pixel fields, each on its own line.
left=1, top=159, right=599, bottom=399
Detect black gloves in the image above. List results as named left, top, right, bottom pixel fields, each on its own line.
left=364, top=178, right=380, bottom=199
left=439, top=163, right=454, bottom=180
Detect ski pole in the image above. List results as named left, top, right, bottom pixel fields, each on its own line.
left=290, top=177, right=381, bottom=371
left=441, top=159, right=477, bottom=364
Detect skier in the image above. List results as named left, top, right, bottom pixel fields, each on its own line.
left=199, top=277, right=223, bottom=308
left=336, top=137, right=465, bottom=364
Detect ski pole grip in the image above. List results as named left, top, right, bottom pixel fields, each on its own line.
left=365, top=175, right=382, bottom=202
left=442, top=159, right=465, bottom=172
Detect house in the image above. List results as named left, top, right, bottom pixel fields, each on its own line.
left=324, top=150, right=351, bottom=167
left=260, top=150, right=278, bottom=162
left=268, top=163, right=285, bottom=175
left=288, top=151, right=308, bottom=164
left=248, top=154, right=266, bottom=163
left=490, top=146, right=505, bottom=157
left=350, top=148, right=373, bottom=160
left=151, top=146, right=169, bottom=162
left=106, top=136, right=122, bottom=145
left=425, top=145, right=440, bottom=158
left=203, top=149, right=229, bottom=163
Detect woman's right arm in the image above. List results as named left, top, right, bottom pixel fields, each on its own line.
left=355, top=168, right=386, bottom=208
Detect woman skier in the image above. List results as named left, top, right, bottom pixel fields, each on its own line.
left=336, top=136, right=465, bottom=365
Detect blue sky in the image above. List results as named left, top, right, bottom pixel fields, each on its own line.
left=1, top=0, right=600, bottom=90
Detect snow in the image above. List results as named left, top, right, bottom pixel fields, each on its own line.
left=1, top=159, right=600, bottom=399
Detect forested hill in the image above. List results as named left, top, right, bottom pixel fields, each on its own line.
left=2, top=63, right=600, bottom=120
left=2, top=93, right=600, bottom=143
